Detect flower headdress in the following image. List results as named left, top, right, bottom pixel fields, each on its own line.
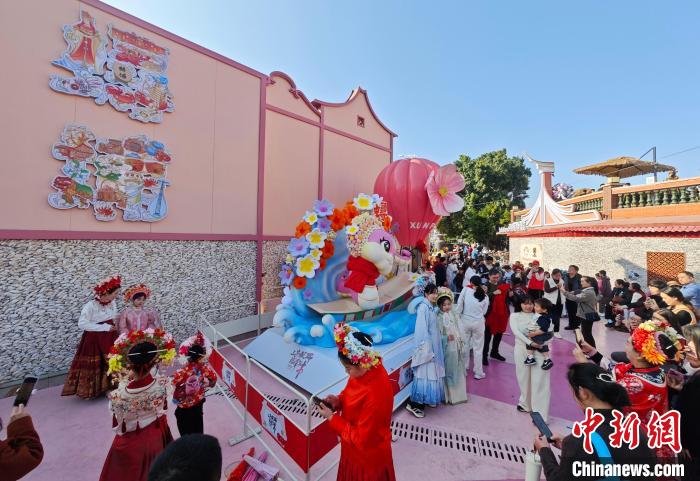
left=178, top=332, right=213, bottom=365
left=412, top=272, right=436, bottom=297
left=631, top=320, right=685, bottom=365
left=123, top=283, right=151, bottom=302
left=94, top=275, right=122, bottom=296
left=334, top=322, right=381, bottom=369
left=108, top=328, right=177, bottom=376
left=436, top=286, right=453, bottom=304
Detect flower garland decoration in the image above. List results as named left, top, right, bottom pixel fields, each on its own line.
left=108, top=328, right=177, bottom=376
left=123, top=283, right=151, bottom=302
left=282, top=194, right=387, bottom=292
left=334, top=322, right=381, bottom=369
left=178, top=332, right=213, bottom=365
left=280, top=194, right=397, bottom=294
left=94, top=275, right=122, bottom=296
left=631, top=320, right=685, bottom=365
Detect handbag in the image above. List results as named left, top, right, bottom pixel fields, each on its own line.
left=581, top=292, right=600, bottom=322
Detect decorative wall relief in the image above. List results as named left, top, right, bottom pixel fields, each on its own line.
left=48, top=125, right=172, bottom=222
left=50, top=10, right=174, bottom=123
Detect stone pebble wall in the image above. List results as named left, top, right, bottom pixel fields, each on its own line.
left=261, top=241, right=287, bottom=303
left=0, top=240, right=256, bottom=384
left=509, top=236, right=700, bottom=285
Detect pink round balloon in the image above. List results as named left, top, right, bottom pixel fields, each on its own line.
left=374, top=157, right=440, bottom=248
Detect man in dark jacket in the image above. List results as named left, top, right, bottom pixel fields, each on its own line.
left=433, top=256, right=447, bottom=287
left=563, top=265, right=582, bottom=330
left=598, top=270, right=612, bottom=315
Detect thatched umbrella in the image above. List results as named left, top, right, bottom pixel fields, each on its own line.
left=573, top=156, right=675, bottom=179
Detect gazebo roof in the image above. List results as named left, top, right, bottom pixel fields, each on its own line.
left=573, top=156, right=675, bottom=179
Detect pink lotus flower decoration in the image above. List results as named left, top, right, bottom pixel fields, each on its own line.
left=425, top=164, right=466, bottom=216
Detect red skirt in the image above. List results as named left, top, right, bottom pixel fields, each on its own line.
left=99, top=416, right=173, bottom=481
left=337, top=444, right=396, bottom=481
left=61, top=326, right=118, bottom=399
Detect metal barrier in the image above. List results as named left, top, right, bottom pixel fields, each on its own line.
left=201, top=309, right=339, bottom=481
left=199, top=303, right=414, bottom=481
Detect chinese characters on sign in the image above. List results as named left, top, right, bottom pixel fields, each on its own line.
left=50, top=10, right=174, bottom=123
left=287, top=348, right=314, bottom=379
left=572, top=407, right=681, bottom=454
left=261, top=401, right=287, bottom=441
left=48, top=125, right=172, bottom=222
left=221, top=362, right=235, bottom=391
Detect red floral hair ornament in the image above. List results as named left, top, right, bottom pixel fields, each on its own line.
left=94, top=275, right=122, bottom=296
left=631, top=320, right=685, bottom=365
left=333, top=322, right=381, bottom=369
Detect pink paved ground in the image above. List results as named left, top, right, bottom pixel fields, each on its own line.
left=0, top=322, right=626, bottom=481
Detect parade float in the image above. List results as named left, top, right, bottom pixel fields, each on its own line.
left=244, top=157, right=465, bottom=396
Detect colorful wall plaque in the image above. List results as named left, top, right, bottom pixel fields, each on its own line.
left=48, top=125, right=172, bottom=222
left=50, top=10, right=174, bottom=123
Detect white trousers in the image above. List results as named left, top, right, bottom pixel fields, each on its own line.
left=462, top=318, right=485, bottom=377
left=513, top=340, right=551, bottom=422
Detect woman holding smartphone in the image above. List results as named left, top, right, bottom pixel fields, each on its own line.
left=316, top=322, right=395, bottom=481
left=668, top=324, right=700, bottom=479
left=561, top=276, right=599, bottom=348
left=533, top=363, right=656, bottom=481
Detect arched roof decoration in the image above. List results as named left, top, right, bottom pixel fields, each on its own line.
left=312, top=87, right=397, bottom=138
left=267, top=71, right=321, bottom=118
left=517, top=154, right=601, bottom=229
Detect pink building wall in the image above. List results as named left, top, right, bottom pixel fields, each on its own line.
left=0, top=0, right=396, bottom=298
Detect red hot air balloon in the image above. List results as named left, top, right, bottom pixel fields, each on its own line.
left=374, top=157, right=441, bottom=249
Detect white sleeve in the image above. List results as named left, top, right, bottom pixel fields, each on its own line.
left=480, top=296, right=490, bottom=316
left=414, top=304, right=433, bottom=355
left=78, top=302, right=112, bottom=332
left=456, top=288, right=466, bottom=316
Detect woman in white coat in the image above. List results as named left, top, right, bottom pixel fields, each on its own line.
left=509, top=297, right=551, bottom=421
left=456, top=275, right=490, bottom=380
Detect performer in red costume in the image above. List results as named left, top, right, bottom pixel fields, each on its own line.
left=316, top=322, right=396, bottom=481
left=100, top=330, right=176, bottom=481
left=483, top=270, right=512, bottom=365
left=62, top=275, right=121, bottom=399
left=578, top=319, right=685, bottom=461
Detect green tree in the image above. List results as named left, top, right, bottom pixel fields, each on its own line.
left=438, top=149, right=531, bottom=249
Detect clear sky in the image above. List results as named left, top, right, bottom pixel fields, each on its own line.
left=106, top=0, right=700, bottom=201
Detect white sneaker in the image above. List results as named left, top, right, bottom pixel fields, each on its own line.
left=474, top=372, right=486, bottom=380
left=554, top=332, right=562, bottom=338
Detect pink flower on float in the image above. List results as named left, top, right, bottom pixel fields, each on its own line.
left=425, top=164, right=466, bottom=216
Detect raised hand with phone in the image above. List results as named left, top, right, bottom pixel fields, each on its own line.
left=0, top=394, right=44, bottom=481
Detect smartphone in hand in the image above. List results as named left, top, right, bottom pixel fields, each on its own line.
left=530, top=411, right=554, bottom=442
left=312, top=396, right=333, bottom=411
left=14, top=376, right=38, bottom=407
left=574, top=328, right=584, bottom=347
